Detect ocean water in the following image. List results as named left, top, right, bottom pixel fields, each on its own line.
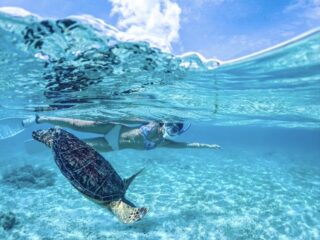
left=0, top=8, right=320, bottom=240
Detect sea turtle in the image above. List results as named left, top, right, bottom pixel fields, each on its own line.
left=32, top=127, right=147, bottom=224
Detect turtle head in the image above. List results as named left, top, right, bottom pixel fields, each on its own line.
left=32, top=127, right=60, bottom=148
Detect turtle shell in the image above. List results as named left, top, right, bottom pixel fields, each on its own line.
left=51, top=128, right=125, bottom=202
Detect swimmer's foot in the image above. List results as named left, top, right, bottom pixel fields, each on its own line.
left=22, top=115, right=40, bottom=127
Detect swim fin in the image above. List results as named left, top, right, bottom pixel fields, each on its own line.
left=0, top=117, right=25, bottom=140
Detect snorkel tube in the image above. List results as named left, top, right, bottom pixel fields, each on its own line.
left=163, top=122, right=191, bottom=140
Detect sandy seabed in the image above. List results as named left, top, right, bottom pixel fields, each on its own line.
left=1, top=146, right=319, bottom=240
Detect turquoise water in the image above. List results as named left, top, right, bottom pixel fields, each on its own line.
left=0, top=8, right=320, bottom=240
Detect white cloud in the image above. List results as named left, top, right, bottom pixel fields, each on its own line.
left=285, top=0, right=320, bottom=20
left=108, top=0, right=181, bottom=52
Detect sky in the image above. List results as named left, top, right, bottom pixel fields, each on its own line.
left=0, top=0, right=319, bottom=60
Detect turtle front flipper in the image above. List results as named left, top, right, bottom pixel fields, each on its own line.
left=107, top=199, right=147, bottom=224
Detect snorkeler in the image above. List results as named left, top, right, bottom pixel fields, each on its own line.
left=22, top=115, right=220, bottom=152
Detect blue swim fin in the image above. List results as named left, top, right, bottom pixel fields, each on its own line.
left=0, top=117, right=25, bottom=140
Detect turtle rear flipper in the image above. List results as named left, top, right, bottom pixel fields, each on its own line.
left=108, top=199, right=147, bottom=224
left=124, top=168, right=144, bottom=190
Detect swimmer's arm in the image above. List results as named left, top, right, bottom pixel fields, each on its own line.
left=163, top=140, right=220, bottom=149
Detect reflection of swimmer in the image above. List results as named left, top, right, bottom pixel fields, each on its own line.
left=23, top=115, right=220, bottom=152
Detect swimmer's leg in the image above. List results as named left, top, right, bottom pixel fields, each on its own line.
left=37, top=116, right=116, bottom=134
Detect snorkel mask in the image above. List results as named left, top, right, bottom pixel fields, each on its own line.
left=163, top=122, right=191, bottom=140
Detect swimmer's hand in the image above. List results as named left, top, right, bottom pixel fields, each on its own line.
left=187, top=143, right=221, bottom=149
